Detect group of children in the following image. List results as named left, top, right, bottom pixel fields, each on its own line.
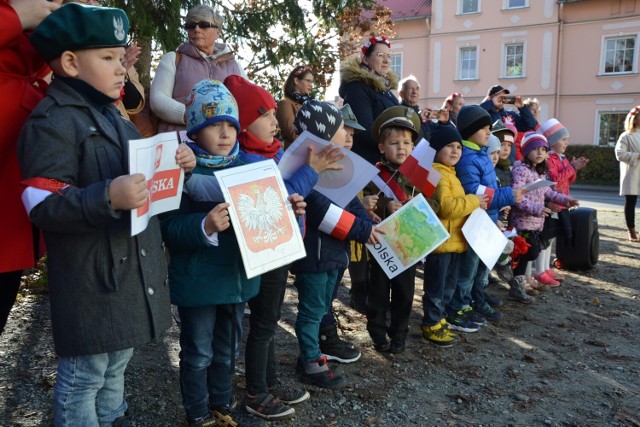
left=15, top=4, right=590, bottom=427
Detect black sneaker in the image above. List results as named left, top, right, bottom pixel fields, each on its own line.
left=319, top=325, right=361, bottom=363
left=473, top=302, right=503, bottom=322
left=211, top=405, right=267, bottom=427
left=268, top=379, right=310, bottom=405
left=484, top=292, right=504, bottom=307
left=388, top=338, right=406, bottom=354
left=187, top=414, right=217, bottom=427
left=298, top=356, right=347, bottom=389
left=243, top=392, right=294, bottom=421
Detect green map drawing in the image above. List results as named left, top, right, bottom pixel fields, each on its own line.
left=378, top=197, right=449, bottom=266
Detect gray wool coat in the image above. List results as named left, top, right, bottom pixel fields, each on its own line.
left=18, top=78, right=172, bottom=357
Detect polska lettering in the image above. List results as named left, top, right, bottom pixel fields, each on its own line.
left=372, top=241, right=398, bottom=272
left=150, top=177, right=175, bottom=193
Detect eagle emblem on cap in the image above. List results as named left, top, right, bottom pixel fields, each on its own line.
left=113, top=16, right=126, bottom=41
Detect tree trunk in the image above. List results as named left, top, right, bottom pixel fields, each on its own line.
left=136, top=36, right=153, bottom=91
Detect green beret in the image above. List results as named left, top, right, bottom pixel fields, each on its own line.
left=30, top=3, right=130, bottom=61
left=372, top=106, right=421, bottom=143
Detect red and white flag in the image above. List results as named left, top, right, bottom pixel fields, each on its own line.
left=398, top=138, right=441, bottom=198
left=475, top=185, right=495, bottom=207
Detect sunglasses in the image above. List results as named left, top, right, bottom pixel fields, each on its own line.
left=184, top=21, right=219, bottom=30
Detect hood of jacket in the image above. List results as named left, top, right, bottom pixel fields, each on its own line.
left=338, top=57, right=398, bottom=97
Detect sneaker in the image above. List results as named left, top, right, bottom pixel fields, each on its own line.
left=494, top=263, right=514, bottom=282
left=298, top=356, right=347, bottom=389
left=422, top=321, right=458, bottom=347
left=243, top=393, right=294, bottom=421
left=488, top=273, right=499, bottom=284
left=526, top=276, right=549, bottom=292
left=440, top=318, right=458, bottom=338
left=461, top=306, right=487, bottom=326
left=546, top=269, right=565, bottom=282
left=268, top=379, right=310, bottom=405
left=319, top=325, right=361, bottom=363
left=388, top=337, right=406, bottom=354
left=507, top=276, right=535, bottom=304
left=446, top=310, right=480, bottom=333
left=211, top=405, right=267, bottom=427
left=534, top=271, right=560, bottom=287
left=187, top=414, right=217, bottom=427
left=473, top=302, right=503, bottom=322
left=484, top=292, right=503, bottom=307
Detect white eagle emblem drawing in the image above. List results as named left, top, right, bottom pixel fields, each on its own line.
left=237, top=186, right=285, bottom=244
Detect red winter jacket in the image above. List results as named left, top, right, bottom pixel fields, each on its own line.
left=0, top=1, right=50, bottom=272
left=547, top=151, right=576, bottom=196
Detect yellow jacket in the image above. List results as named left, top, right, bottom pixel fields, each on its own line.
left=432, top=162, right=480, bottom=254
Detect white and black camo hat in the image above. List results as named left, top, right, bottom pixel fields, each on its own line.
left=294, top=99, right=343, bottom=141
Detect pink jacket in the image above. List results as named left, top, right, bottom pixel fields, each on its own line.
left=547, top=152, right=576, bottom=195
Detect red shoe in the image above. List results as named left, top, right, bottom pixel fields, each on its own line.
left=534, top=272, right=560, bottom=287
left=546, top=269, right=565, bottom=282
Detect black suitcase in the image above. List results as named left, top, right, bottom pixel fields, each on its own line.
left=555, top=207, right=599, bottom=270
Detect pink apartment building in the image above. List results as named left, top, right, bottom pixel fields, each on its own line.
left=358, top=0, right=640, bottom=146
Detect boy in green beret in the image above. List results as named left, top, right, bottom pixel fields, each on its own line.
left=18, top=4, right=195, bottom=426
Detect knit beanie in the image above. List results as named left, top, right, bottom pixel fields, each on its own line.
left=185, top=79, right=239, bottom=139
left=521, top=132, right=549, bottom=158
left=456, top=105, right=492, bottom=140
left=294, top=99, right=343, bottom=141
left=223, top=75, right=277, bottom=130
left=540, top=118, right=570, bottom=147
left=487, top=134, right=501, bottom=154
left=429, top=125, right=463, bottom=152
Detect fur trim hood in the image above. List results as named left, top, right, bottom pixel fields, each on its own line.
left=339, top=57, right=398, bottom=96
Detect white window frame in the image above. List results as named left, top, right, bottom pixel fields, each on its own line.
left=458, top=0, right=480, bottom=15
left=389, top=52, right=403, bottom=79
left=457, top=45, right=479, bottom=81
left=596, top=110, right=628, bottom=146
left=502, top=41, right=526, bottom=78
left=503, top=0, right=528, bottom=10
left=599, top=33, right=639, bottom=75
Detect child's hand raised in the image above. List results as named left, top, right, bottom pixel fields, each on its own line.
left=362, top=194, right=379, bottom=211
left=204, top=203, right=231, bottom=235
left=176, top=143, right=196, bottom=173
left=570, top=156, right=589, bottom=170
left=367, top=225, right=385, bottom=245
left=288, top=193, right=306, bottom=217
left=307, top=145, right=345, bottom=173
left=109, top=173, right=149, bottom=210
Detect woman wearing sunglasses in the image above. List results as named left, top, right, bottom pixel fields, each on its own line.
left=150, top=4, right=246, bottom=133
left=338, top=35, right=399, bottom=165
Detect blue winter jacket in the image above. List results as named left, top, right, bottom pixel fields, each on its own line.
left=455, top=141, right=515, bottom=222
left=479, top=99, right=537, bottom=133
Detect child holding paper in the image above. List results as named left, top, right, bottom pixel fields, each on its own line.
left=509, top=132, right=578, bottom=296
left=421, top=125, right=487, bottom=347
left=18, top=5, right=195, bottom=425
left=290, top=100, right=379, bottom=389
left=362, top=105, right=423, bottom=354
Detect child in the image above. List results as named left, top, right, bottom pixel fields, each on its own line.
left=421, top=125, right=487, bottom=347
left=290, top=100, right=379, bottom=388
left=536, top=119, right=589, bottom=285
left=223, top=76, right=341, bottom=419
left=363, top=105, right=423, bottom=354
left=492, top=120, right=517, bottom=189
left=449, top=105, right=521, bottom=327
left=487, top=134, right=501, bottom=167
left=509, top=132, right=579, bottom=297
left=18, top=5, right=195, bottom=425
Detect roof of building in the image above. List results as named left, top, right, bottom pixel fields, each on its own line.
left=378, top=0, right=432, bottom=20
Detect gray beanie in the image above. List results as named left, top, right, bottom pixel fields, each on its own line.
left=457, top=105, right=492, bottom=140
left=487, top=134, right=501, bottom=154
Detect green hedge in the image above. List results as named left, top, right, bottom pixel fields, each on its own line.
left=564, top=145, right=618, bottom=186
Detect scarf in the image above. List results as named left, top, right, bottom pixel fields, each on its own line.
left=286, top=91, right=313, bottom=105
left=238, top=131, right=282, bottom=159
left=359, top=63, right=391, bottom=91
left=187, top=141, right=240, bottom=169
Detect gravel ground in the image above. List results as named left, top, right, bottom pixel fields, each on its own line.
left=1, top=208, right=640, bottom=427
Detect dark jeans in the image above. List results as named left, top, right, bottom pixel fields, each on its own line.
left=178, top=303, right=243, bottom=421
left=244, top=265, right=289, bottom=395
left=514, top=230, right=542, bottom=276
left=366, top=260, right=417, bottom=341
left=422, top=252, right=461, bottom=326
left=0, top=270, right=22, bottom=334
left=625, top=195, right=637, bottom=229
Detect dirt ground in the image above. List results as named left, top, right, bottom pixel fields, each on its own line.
left=1, top=207, right=639, bottom=427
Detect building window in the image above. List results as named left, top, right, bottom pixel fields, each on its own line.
left=598, top=112, right=627, bottom=146
left=459, top=46, right=478, bottom=80
left=505, top=0, right=527, bottom=9
left=504, top=43, right=524, bottom=77
left=459, top=0, right=480, bottom=14
left=603, top=35, right=637, bottom=74
left=390, top=53, right=402, bottom=78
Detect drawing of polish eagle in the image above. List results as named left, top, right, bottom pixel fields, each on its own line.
left=237, top=185, right=285, bottom=244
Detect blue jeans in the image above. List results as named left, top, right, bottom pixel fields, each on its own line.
left=178, top=303, right=244, bottom=421
left=54, top=348, right=133, bottom=427
left=422, top=252, right=461, bottom=326
left=448, top=248, right=482, bottom=312
left=295, top=269, right=339, bottom=363
left=319, top=268, right=345, bottom=328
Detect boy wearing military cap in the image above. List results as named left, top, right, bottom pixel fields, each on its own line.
left=18, top=4, right=195, bottom=425
left=363, top=105, right=429, bottom=354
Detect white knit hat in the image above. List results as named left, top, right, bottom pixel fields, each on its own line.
left=540, top=118, right=570, bottom=146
